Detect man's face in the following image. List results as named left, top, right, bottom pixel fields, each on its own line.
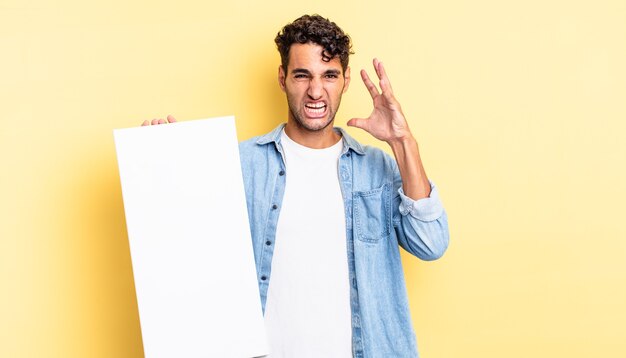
left=279, top=43, right=350, bottom=132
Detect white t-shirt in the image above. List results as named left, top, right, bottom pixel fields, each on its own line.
left=263, top=130, right=352, bottom=357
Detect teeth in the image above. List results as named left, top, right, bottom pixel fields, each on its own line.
left=306, top=107, right=325, bottom=114
left=304, top=102, right=326, bottom=116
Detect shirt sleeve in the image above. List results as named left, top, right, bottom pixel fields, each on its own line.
left=394, top=180, right=450, bottom=261
left=398, top=181, right=444, bottom=222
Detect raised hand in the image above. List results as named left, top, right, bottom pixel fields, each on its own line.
left=141, top=115, right=178, bottom=126
left=349, top=59, right=431, bottom=199
left=347, top=59, right=413, bottom=144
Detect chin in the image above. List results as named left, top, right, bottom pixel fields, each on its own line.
left=299, top=117, right=334, bottom=132
left=301, top=110, right=336, bottom=129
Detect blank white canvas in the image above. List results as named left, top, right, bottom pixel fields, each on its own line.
left=113, top=116, right=268, bottom=358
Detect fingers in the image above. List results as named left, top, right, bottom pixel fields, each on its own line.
left=374, top=58, right=383, bottom=78
left=373, top=58, right=394, bottom=96
left=361, top=58, right=395, bottom=101
left=142, top=115, right=177, bottom=127
left=347, top=117, right=369, bottom=131
left=360, top=69, right=379, bottom=99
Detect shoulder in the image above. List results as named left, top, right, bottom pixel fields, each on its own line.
left=337, top=127, right=396, bottom=167
left=238, top=135, right=262, bottom=155
left=238, top=131, right=283, bottom=176
left=238, top=135, right=271, bottom=173
left=352, top=142, right=397, bottom=170
left=361, top=144, right=393, bottom=161
left=239, top=123, right=285, bottom=155
left=347, top=142, right=399, bottom=186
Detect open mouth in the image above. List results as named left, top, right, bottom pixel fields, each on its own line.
left=304, top=102, right=327, bottom=117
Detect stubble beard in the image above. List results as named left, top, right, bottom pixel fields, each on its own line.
left=286, top=96, right=342, bottom=132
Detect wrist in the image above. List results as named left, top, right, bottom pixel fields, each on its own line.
left=387, top=132, right=416, bottom=152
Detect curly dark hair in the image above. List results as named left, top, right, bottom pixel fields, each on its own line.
left=275, top=14, right=353, bottom=73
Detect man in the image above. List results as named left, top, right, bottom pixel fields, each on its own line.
left=144, top=14, right=448, bottom=358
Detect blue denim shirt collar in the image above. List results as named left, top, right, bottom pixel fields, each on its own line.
left=255, top=123, right=366, bottom=156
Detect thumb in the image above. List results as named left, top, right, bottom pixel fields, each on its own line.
left=347, top=118, right=369, bottom=130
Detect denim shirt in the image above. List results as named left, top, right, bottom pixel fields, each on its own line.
left=239, top=124, right=450, bottom=358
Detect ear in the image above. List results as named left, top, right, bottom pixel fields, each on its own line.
left=342, top=66, right=351, bottom=93
left=278, top=65, right=286, bottom=92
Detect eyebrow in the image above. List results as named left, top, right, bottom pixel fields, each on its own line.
left=324, top=69, right=342, bottom=76
left=291, top=68, right=311, bottom=75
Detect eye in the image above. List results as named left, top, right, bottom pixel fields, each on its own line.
left=324, top=73, right=339, bottom=79
left=294, top=74, right=308, bottom=79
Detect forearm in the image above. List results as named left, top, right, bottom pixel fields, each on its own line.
left=388, top=135, right=431, bottom=200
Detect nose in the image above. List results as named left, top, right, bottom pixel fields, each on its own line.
left=307, top=77, right=323, bottom=100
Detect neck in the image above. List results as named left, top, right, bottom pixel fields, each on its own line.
left=284, top=120, right=341, bottom=149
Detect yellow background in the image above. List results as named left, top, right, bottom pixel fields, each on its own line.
left=2, top=0, right=625, bottom=357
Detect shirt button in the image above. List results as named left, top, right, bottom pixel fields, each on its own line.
left=265, top=240, right=272, bottom=246
left=261, top=276, right=267, bottom=281
left=346, top=152, right=351, bottom=157
left=272, top=204, right=278, bottom=210
left=279, top=170, right=285, bottom=176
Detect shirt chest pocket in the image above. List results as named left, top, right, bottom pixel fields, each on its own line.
left=353, top=184, right=392, bottom=243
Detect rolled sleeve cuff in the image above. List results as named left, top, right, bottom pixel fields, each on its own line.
left=398, top=181, right=444, bottom=221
